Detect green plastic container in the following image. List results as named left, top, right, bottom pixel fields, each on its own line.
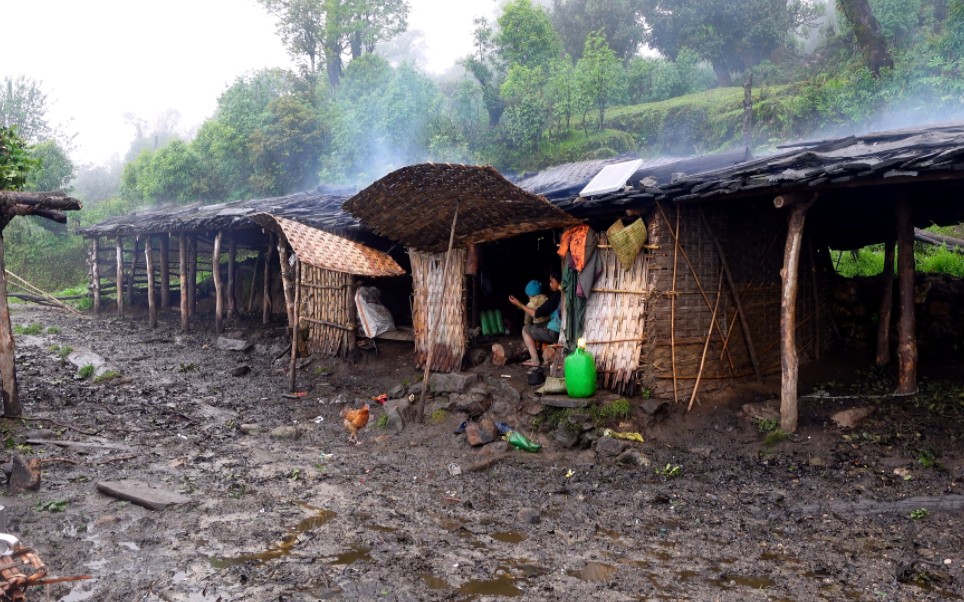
left=565, top=345, right=597, bottom=398
left=493, top=309, right=504, bottom=334
left=505, top=430, right=542, bottom=452
left=480, top=310, right=492, bottom=336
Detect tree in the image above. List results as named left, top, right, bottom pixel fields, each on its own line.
left=248, top=95, right=327, bottom=194
left=0, top=126, right=38, bottom=191
left=500, top=64, right=552, bottom=152
left=496, top=0, right=564, bottom=69
left=256, top=0, right=409, bottom=89
left=0, top=76, right=57, bottom=144
left=461, top=16, right=506, bottom=127
left=641, top=0, right=822, bottom=86
left=26, top=140, right=75, bottom=192
left=551, top=0, right=647, bottom=62
left=837, top=0, right=896, bottom=74
left=576, top=31, right=625, bottom=131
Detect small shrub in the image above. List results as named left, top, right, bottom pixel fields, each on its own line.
left=430, top=408, right=447, bottom=423
left=177, top=362, right=199, bottom=373
left=46, top=326, right=60, bottom=334
left=34, top=499, right=68, bottom=513
left=595, top=398, right=632, bottom=422
left=58, top=346, right=73, bottom=359
left=756, top=418, right=779, bottom=433
left=655, top=463, right=682, bottom=478
left=13, top=323, right=44, bottom=336
left=764, top=429, right=789, bottom=446
left=94, top=370, right=121, bottom=384
left=917, top=449, right=938, bottom=468
left=77, top=364, right=95, bottom=379
left=909, top=508, right=928, bottom=520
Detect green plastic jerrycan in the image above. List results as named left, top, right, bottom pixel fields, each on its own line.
left=565, top=339, right=597, bottom=398
left=480, top=310, right=493, bottom=336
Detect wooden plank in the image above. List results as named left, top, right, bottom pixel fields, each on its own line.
left=96, top=479, right=190, bottom=511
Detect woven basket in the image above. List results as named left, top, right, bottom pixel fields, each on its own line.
left=607, top=217, right=647, bottom=270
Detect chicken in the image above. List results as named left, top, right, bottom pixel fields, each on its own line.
left=341, top=403, right=370, bottom=444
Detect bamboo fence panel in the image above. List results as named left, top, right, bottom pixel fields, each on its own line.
left=300, top=264, right=353, bottom=358
left=410, top=249, right=466, bottom=373
left=581, top=235, right=651, bottom=396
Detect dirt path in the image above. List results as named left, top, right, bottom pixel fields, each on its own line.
left=3, top=305, right=963, bottom=601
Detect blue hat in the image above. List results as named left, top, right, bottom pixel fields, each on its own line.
left=525, top=280, right=542, bottom=297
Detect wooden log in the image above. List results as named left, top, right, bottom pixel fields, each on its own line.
left=263, top=235, right=274, bottom=325
left=875, top=240, right=895, bottom=366
left=895, top=198, right=918, bottom=395
left=91, top=238, right=101, bottom=315
left=778, top=194, right=816, bottom=433
left=127, top=237, right=140, bottom=305
left=116, top=237, right=125, bottom=317
left=227, top=232, right=238, bottom=321
left=145, top=236, right=157, bottom=329
left=179, top=233, right=189, bottom=331
left=289, top=261, right=301, bottom=392
left=247, top=249, right=262, bottom=313
left=0, top=233, right=21, bottom=417
left=278, top=240, right=295, bottom=329
left=213, top=231, right=224, bottom=335
left=188, top=235, right=198, bottom=316
left=159, top=234, right=170, bottom=310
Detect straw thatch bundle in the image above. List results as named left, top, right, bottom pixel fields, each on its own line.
left=410, top=249, right=466, bottom=372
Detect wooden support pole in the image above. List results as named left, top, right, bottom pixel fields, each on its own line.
left=288, top=261, right=302, bottom=392
left=188, top=235, right=198, bottom=316
left=777, top=193, right=816, bottom=433
left=418, top=201, right=460, bottom=424
left=895, top=199, right=918, bottom=395
left=263, top=236, right=274, bottom=325
left=346, top=276, right=358, bottom=359
left=227, top=233, right=238, bottom=321
left=875, top=240, right=895, bottom=366
left=179, top=233, right=189, bottom=331
left=670, top=206, right=680, bottom=404
left=213, top=231, right=224, bottom=335
left=247, top=250, right=262, bottom=313
left=278, top=240, right=295, bottom=330
left=116, top=236, right=125, bottom=317
left=808, top=241, right=822, bottom=361
left=159, top=234, right=170, bottom=310
left=91, top=238, right=101, bottom=315
left=126, top=237, right=140, bottom=305
left=688, top=267, right=724, bottom=411
left=145, top=236, right=157, bottom=329
left=0, top=232, right=22, bottom=417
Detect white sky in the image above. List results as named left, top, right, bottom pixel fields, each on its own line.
left=2, top=0, right=499, bottom=166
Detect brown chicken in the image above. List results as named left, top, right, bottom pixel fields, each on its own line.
left=341, top=403, right=370, bottom=444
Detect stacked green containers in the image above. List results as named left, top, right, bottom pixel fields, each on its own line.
left=480, top=309, right=505, bottom=336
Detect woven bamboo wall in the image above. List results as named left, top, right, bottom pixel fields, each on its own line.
left=410, top=249, right=467, bottom=373
left=299, top=265, right=353, bottom=358
left=641, top=201, right=833, bottom=403
left=582, top=238, right=651, bottom=396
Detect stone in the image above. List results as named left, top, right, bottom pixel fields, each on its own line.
left=478, top=441, right=509, bottom=456
left=97, top=480, right=190, bottom=511
left=269, top=425, right=301, bottom=440
left=742, top=402, right=780, bottom=422
left=491, top=344, right=507, bottom=366
left=388, top=384, right=407, bottom=399
left=386, top=398, right=413, bottom=433
left=517, top=507, right=541, bottom=524
left=429, top=372, right=479, bottom=394
left=216, top=336, right=253, bottom=352
left=467, top=348, right=488, bottom=367
left=465, top=417, right=498, bottom=447
left=230, top=365, right=251, bottom=377
left=553, top=423, right=581, bottom=448
left=524, top=402, right=544, bottom=416
left=239, top=424, right=261, bottom=435
left=541, top=395, right=589, bottom=408
left=9, top=455, right=41, bottom=494
left=808, top=456, right=827, bottom=467
left=831, top=406, right=876, bottom=429
left=595, top=436, right=626, bottom=457
left=639, top=399, right=670, bottom=416
left=616, top=450, right=652, bottom=467
left=65, top=347, right=119, bottom=379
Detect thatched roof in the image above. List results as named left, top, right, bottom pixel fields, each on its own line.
left=76, top=187, right=357, bottom=239
left=250, top=214, right=404, bottom=277
left=343, top=163, right=581, bottom=253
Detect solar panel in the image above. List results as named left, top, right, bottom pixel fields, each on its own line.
left=579, top=159, right=644, bottom=197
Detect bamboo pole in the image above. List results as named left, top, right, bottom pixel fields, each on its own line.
left=227, top=232, right=238, bottom=321
left=159, top=234, right=170, bottom=310
left=895, top=198, right=918, bottom=395
left=698, top=208, right=762, bottom=383
left=875, top=239, right=895, bottom=366
left=346, top=275, right=358, bottom=360
left=0, top=231, right=21, bottom=417
left=91, top=238, right=101, bottom=315
left=263, top=235, right=274, bottom=325
left=213, top=231, right=224, bottom=335
left=179, top=233, right=189, bottom=331
left=670, top=205, right=680, bottom=404
left=418, top=201, right=460, bottom=424
left=688, top=267, right=724, bottom=411
left=278, top=240, right=295, bottom=330
left=115, top=237, right=125, bottom=317
left=289, top=261, right=302, bottom=392
left=776, top=193, right=816, bottom=433
left=247, top=249, right=262, bottom=313
left=145, top=236, right=157, bottom=329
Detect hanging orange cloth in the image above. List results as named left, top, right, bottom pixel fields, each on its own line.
left=557, top=224, right=590, bottom=272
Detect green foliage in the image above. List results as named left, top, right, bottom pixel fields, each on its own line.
left=429, top=408, right=447, bottom=423
left=94, top=370, right=122, bottom=384
left=917, top=449, right=938, bottom=468
left=832, top=237, right=964, bottom=278
left=34, top=499, right=68, bottom=513
left=77, top=364, right=95, bottom=379
left=594, top=398, right=632, bottom=421
left=177, top=362, right=199, bottom=373
left=908, top=507, right=929, bottom=520
left=26, top=139, right=75, bottom=192
left=756, top=417, right=780, bottom=433
left=13, top=323, right=44, bottom=335
left=374, top=414, right=389, bottom=429
left=575, top=31, right=626, bottom=131
left=655, top=463, right=682, bottom=478
left=0, top=126, right=39, bottom=190
left=764, top=429, right=789, bottom=446
left=496, top=0, right=564, bottom=69
left=550, top=0, right=647, bottom=62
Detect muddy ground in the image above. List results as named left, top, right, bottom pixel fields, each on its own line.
left=3, top=304, right=963, bottom=601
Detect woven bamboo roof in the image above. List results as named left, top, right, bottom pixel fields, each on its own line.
left=76, top=187, right=358, bottom=239
left=250, top=214, right=404, bottom=277
left=343, top=163, right=581, bottom=253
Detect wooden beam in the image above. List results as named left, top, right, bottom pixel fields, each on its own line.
left=116, top=237, right=125, bottom=318
left=875, top=240, right=895, bottom=366
left=895, top=199, right=918, bottom=395
left=213, top=231, right=224, bottom=335
left=0, top=232, right=21, bottom=417
left=145, top=236, right=157, bottom=329
left=159, top=234, right=170, bottom=310
left=179, top=233, right=189, bottom=331
left=778, top=194, right=816, bottom=433
left=91, top=238, right=101, bottom=316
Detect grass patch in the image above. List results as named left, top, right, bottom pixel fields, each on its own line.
left=763, top=429, right=789, bottom=446
left=93, top=370, right=122, bottom=384
left=756, top=418, right=780, bottom=433
left=77, top=364, right=95, bottom=380
left=593, top=398, right=632, bottom=422
left=374, top=415, right=389, bottom=429
left=655, top=463, right=682, bottom=479
left=430, top=408, right=447, bottom=423
left=13, top=323, right=44, bottom=336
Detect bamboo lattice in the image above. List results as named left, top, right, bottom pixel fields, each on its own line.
left=582, top=235, right=651, bottom=396
left=410, top=249, right=466, bottom=373
left=299, top=265, right=354, bottom=358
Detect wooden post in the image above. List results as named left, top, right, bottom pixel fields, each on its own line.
left=875, top=240, right=895, bottom=366
left=179, top=233, right=189, bottom=331
left=227, top=233, right=238, bottom=321
left=263, top=236, right=274, bottom=325
left=895, top=199, right=918, bottom=395
left=288, top=261, right=302, bottom=392
left=278, top=241, right=295, bottom=330
left=188, top=235, right=198, bottom=316
left=145, top=236, right=157, bottom=329
left=159, top=234, right=171, bottom=310
left=91, top=238, right=101, bottom=315
left=347, top=276, right=358, bottom=358
left=127, top=237, right=140, bottom=306
left=116, top=236, right=125, bottom=317
left=0, top=231, right=22, bottom=417
left=213, top=231, right=224, bottom=335
left=776, top=194, right=816, bottom=433
left=418, top=201, right=460, bottom=424
left=247, top=250, right=263, bottom=313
